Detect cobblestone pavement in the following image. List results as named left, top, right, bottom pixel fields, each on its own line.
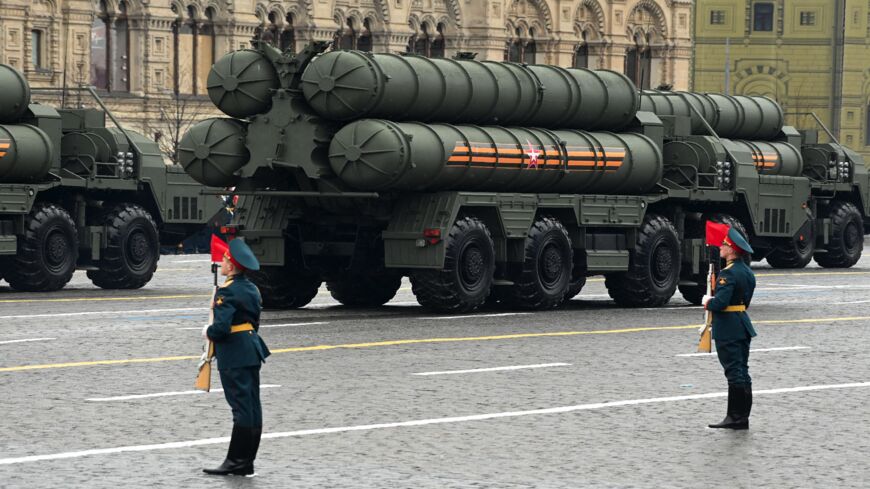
left=1, top=240, right=870, bottom=488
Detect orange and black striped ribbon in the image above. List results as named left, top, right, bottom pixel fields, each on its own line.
left=447, top=143, right=625, bottom=171
left=0, top=140, right=10, bottom=159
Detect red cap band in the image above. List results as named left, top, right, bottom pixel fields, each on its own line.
left=223, top=251, right=245, bottom=271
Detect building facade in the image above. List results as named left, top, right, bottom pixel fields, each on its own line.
left=693, top=0, right=870, bottom=160
left=0, top=0, right=692, bottom=156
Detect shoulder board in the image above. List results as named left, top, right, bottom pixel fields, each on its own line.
left=220, top=279, right=235, bottom=288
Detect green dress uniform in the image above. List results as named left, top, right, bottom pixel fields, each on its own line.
left=706, top=227, right=757, bottom=430
left=204, top=239, right=269, bottom=476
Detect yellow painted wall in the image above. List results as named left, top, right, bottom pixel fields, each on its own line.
left=693, top=0, right=870, bottom=161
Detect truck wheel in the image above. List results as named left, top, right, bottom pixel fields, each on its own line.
left=87, top=204, right=159, bottom=289
left=506, top=217, right=572, bottom=310
left=605, top=214, right=680, bottom=307
left=4, top=203, right=78, bottom=292
left=410, top=217, right=495, bottom=313
left=766, top=232, right=814, bottom=269
left=814, top=201, right=864, bottom=268
left=249, top=266, right=322, bottom=309
left=327, top=271, right=402, bottom=307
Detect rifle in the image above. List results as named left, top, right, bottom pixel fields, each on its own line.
left=195, top=263, right=219, bottom=391
left=697, top=247, right=718, bottom=353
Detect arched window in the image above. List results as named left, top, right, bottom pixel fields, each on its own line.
left=358, top=18, right=372, bottom=52
left=173, top=6, right=197, bottom=94
left=430, top=23, right=445, bottom=58
left=90, top=0, right=110, bottom=89
left=506, top=28, right=523, bottom=62
left=525, top=28, right=537, bottom=64
left=574, top=31, right=588, bottom=69
left=111, top=1, right=130, bottom=92
left=261, top=12, right=279, bottom=46
left=625, top=32, right=651, bottom=89
left=337, top=18, right=356, bottom=50
left=197, top=8, right=216, bottom=95
left=281, top=13, right=296, bottom=53
left=414, top=23, right=431, bottom=56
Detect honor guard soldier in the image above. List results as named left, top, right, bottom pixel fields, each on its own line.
left=202, top=238, right=270, bottom=475
left=702, top=227, right=757, bottom=430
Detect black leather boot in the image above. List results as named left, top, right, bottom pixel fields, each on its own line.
left=250, top=426, right=262, bottom=462
left=203, top=425, right=255, bottom=476
left=708, top=385, right=748, bottom=429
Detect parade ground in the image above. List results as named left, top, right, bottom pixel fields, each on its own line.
left=1, top=239, right=869, bottom=488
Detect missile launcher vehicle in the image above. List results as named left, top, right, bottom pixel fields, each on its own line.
left=0, top=64, right=223, bottom=292
left=178, top=42, right=869, bottom=312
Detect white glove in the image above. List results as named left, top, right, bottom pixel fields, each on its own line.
left=201, top=323, right=210, bottom=339
left=702, top=295, right=713, bottom=307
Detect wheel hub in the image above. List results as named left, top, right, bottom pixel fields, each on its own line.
left=460, top=245, right=485, bottom=287
left=44, top=230, right=68, bottom=269
left=539, top=244, right=563, bottom=286
left=651, top=241, right=675, bottom=287
left=844, top=222, right=860, bottom=252
left=126, top=230, right=150, bottom=269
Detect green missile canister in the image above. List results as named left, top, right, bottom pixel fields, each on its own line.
left=328, top=119, right=662, bottom=194
left=301, top=50, right=639, bottom=130
left=0, top=64, right=31, bottom=123
left=731, top=140, right=802, bottom=176
left=177, top=118, right=249, bottom=186
left=640, top=91, right=784, bottom=140
left=0, top=124, right=53, bottom=182
left=207, top=50, right=280, bottom=118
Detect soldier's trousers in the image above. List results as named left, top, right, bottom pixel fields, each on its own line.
left=715, top=338, right=752, bottom=386
left=219, top=366, right=262, bottom=427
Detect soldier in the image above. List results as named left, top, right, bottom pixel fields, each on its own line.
left=201, top=238, right=270, bottom=475
left=702, top=226, right=757, bottom=430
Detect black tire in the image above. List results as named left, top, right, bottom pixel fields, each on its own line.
left=505, top=217, right=572, bottom=310
left=87, top=204, right=159, bottom=289
left=410, top=217, right=495, bottom=313
left=814, top=201, right=864, bottom=268
left=766, top=231, right=814, bottom=269
left=565, top=274, right=587, bottom=301
left=327, top=271, right=402, bottom=307
left=249, top=266, right=322, bottom=309
left=4, top=203, right=78, bottom=292
left=605, top=214, right=680, bottom=307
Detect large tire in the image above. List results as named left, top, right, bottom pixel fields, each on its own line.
left=766, top=230, right=814, bottom=269
left=814, top=201, right=864, bottom=268
left=605, top=214, right=680, bottom=307
left=327, top=271, right=402, bottom=307
left=4, top=203, right=78, bottom=292
left=410, top=217, right=495, bottom=313
left=87, top=204, right=159, bottom=289
left=505, top=217, right=572, bottom=310
left=249, top=266, right=322, bottom=309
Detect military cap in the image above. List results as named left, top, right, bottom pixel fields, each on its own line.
left=723, top=227, right=754, bottom=254
left=227, top=238, right=260, bottom=271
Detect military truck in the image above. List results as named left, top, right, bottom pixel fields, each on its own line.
left=0, top=64, right=222, bottom=291
left=178, top=42, right=869, bottom=312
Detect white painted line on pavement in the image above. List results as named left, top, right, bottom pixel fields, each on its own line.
left=3, top=380, right=869, bottom=466
left=0, top=307, right=208, bottom=321
left=418, top=312, right=532, bottom=321
left=166, top=259, right=212, bottom=263
left=676, top=346, right=811, bottom=357
left=178, top=322, right=328, bottom=331
left=0, top=338, right=56, bottom=345
left=413, top=363, right=571, bottom=376
left=834, top=300, right=870, bottom=305
left=304, top=300, right=420, bottom=309
left=86, top=384, right=281, bottom=402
